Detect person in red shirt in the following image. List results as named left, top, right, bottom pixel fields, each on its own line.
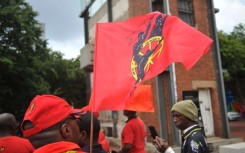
left=0, top=113, right=34, bottom=153
left=99, top=130, right=110, bottom=152
left=21, top=95, right=86, bottom=153
left=118, top=110, right=147, bottom=153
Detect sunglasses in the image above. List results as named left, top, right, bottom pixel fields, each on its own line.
left=71, top=110, right=87, bottom=119
left=60, top=110, right=87, bottom=125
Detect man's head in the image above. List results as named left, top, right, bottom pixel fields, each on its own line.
left=171, top=100, right=198, bottom=130
left=21, top=95, right=83, bottom=148
left=77, top=111, right=101, bottom=148
left=123, top=110, right=136, bottom=118
left=0, top=113, right=17, bottom=137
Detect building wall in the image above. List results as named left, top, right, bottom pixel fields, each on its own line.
left=128, top=0, right=150, bottom=17
left=174, top=0, right=222, bottom=137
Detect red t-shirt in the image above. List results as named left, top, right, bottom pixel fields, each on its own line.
left=99, top=130, right=110, bottom=152
left=0, top=136, right=34, bottom=153
left=34, top=141, right=86, bottom=153
left=121, top=118, right=147, bottom=153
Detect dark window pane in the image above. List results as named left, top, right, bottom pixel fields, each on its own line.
left=151, top=0, right=164, bottom=12
left=178, top=0, right=195, bottom=26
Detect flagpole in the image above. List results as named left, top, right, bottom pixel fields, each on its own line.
left=153, top=0, right=180, bottom=145
left=90, top=23, right=100, bottom=153
left=165, top=0, right=181, bottom=146
left=151, top=0, right=171, bottom=141
left=155, top=73, right=168, bottom=139
left=89, top=112, right=94, bottom=153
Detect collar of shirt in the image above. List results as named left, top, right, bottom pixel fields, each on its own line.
left=183, top=124, right=198, bottom=134
left=82, top=144, right=103, bottom=152
left=125, top=115, right=137, bottom=123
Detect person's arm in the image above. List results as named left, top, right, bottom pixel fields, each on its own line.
left=118, top=143, right=132, bottom=153
left=153, top=136, right=175, bottom=153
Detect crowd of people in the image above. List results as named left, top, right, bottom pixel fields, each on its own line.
left=0, top=94, right=209, bottom=153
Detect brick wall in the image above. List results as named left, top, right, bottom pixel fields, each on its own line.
left=128, top=0, right=150, bottom=17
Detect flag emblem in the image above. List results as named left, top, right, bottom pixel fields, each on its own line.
left=131, top=15, right=167, bottom=84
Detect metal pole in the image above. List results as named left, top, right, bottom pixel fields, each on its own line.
left=168, top=66, right=180, bottom=145
left=164, top=0, right=180, bottom=145
left=207, top=0, right=230, bottom=138
left=148, top=0, right=169, bottom=140
left=156, top=73, right=168, bottom=139
left=80, top=0, right=95, bottom=44
left=107, top=0, right=113, bottom=22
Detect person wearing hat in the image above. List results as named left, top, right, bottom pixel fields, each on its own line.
left=153, top=100, right=209, bottom=153
left=81, top=106, right=110, bottom=153
left=0, top=113, right=34, bottom=153
left=77, top=111, right=107, bottom=153
left=21, top=95, right=86, bottom=153
left=118, top=110, right=147, bottom=153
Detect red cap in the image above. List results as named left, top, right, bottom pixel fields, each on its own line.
left=21, top=95, right=81, bottom=137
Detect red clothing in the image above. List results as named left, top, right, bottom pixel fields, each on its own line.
left=121, top=117, right=147, bottom=153
left=0, top=136, right=34, bottom=153
left=34, top=141, right=86, bottom=153
left=99, top=131, right=110, bottom=152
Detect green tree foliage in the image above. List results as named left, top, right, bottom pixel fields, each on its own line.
left=0, top=0, right=86, bottom=119
left=218, top=23, right=245, bottom=101
left=42, top=52, right=87, bottom=108
left=0, top=0, right=51, bottom=115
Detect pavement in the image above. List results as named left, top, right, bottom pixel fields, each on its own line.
left=229, top=118, right=245, bottom=141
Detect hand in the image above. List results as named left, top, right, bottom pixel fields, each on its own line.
left=152, top=136, right=170, bottom=153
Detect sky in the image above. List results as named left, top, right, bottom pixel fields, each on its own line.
left=25, top=0, right=245, bottom=59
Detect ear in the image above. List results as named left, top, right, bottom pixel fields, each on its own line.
left=11, top=122, right=17, bottom=131
left=80, top=130, right=88, bottom=140
left=60, top=123, right=71, bottom=138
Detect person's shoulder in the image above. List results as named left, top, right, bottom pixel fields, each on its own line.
left=191, top=130, right=205, bottom=139
left=57, top=151, right=86, bottom=153
left=129, top=117, right=144, bottom=123
left=0, top=136, right=30, bottom=142
left=189, top=131, right=208, bottom=146
left=126, top=118, right=140, bottom=126
left=0, top=136, right=34, bottom=152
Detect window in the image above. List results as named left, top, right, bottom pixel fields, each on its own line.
left=151, top=0, right=164, bottom=12
left=178, top=0, right=195, bottom=26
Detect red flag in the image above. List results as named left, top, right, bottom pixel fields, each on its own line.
left=89, top=85, right=154, bottom=112
left=125, top=85, right=154, bottom=112
left=91, top=11, right=213, bottom=111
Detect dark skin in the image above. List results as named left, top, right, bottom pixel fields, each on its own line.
left=0, top=113, right=17, bottom=137
left=118, top=110, right=137, bottom=153
left=172, top=111, right=196, bottom=131
left=153, top=136, right=170, bottom=153
left=22, top=118, right=80, bottom=149
left=153, top=111, right=196, bottom=153
left=118, top=143, right=132, bottom=153
left=78, top=129, right=99, bottom=148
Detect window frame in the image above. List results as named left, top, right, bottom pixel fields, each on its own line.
left=178, top=0, right=195, bottom=26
